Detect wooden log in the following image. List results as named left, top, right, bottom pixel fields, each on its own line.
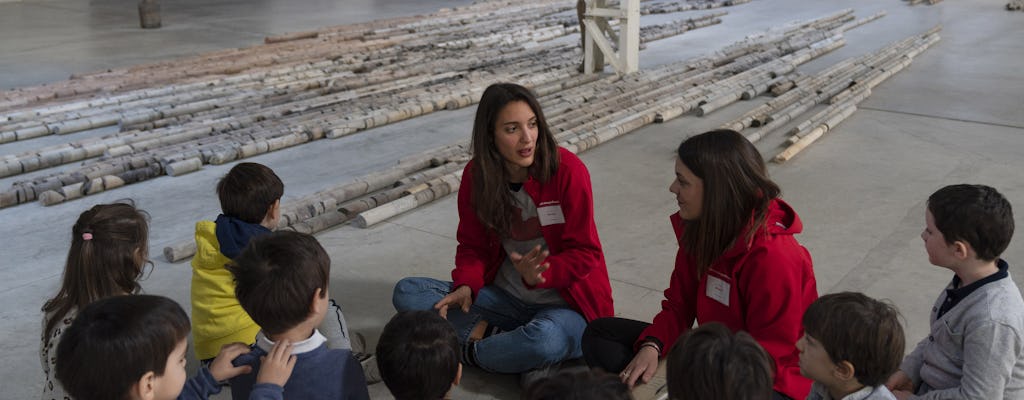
left=354, top=170, right=462, bottom=228
left=163, top=241, right=197, bottom=263
left=165, top=157, right=203, bottom=176
left=773, top=104, right=856, bottom=163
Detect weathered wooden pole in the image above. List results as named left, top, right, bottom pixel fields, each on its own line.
left=138, top=0, right=162, bottom=29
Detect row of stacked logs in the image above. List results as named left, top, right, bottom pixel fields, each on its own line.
left=161, top=9, right=888, bottom=261
left=719, top=25, right=941, bottom=162
left=0, top=3, right=731, bottom=208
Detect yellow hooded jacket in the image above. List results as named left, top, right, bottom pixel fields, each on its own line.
left=190, top=220, right=260, bottom=360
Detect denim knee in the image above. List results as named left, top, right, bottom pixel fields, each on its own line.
left=520, top=318, right=577, bottom=364
left=392, top=277, right=437, bottom=312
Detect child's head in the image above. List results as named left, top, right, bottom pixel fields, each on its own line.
left=55, top=294, right=190, bottom=400
left=376, top=311, right=461, bottom=400
left=43, top=201, right=150, bottom=342
left=666, top=322, right=774, bottom=400
left=798, top=292, right=904, bottom=391
left=228, top=231, right=330, bottom=336
left=522, top=369, right=631, bottom=400
left=217, top=162, right=284, bottom=228
left=925, top=184, right=1014, bottom=264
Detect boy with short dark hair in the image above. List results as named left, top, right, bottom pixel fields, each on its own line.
left=798, top=292, right=904, bottom=400
left=887, top=184, right=1024, bottom=399
left=227, top=231, right=369, bottom=400
left=191, top=162, right=355, bottom=363
left=666, top=322, right=775, bottom=400
left=55, top=294, right=294, bottom=400
left=376, top=311, right=462, bottom=400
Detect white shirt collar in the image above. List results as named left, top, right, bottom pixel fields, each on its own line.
left=255, top=329, right=327, bottom=355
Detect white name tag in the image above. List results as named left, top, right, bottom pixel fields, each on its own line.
left=537, top=205, right=566, bottom=226
left=706, top=275, right=730, bottom=306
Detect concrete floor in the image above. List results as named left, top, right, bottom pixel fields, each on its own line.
left=2, top=0, right=1023, bottom=399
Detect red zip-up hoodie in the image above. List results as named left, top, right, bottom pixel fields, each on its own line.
left=639, top=198, right=817, bottom=399
left=451, top=147, right=614, bottom=321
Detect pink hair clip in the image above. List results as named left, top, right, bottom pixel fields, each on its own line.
left=82, top=233, right=93, bottom=241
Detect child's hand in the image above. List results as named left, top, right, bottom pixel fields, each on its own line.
left=210, top=342, right=254, bottom=381
left=257, top=339, right=296, bottom=387
left=886, top=370, right=913, bottom=392
left=893, top=390, right=912, bottom=400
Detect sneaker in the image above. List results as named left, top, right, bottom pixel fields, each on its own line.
left=347, top=332, right=381, bottom=384
left=359, top=353, right=382, bottom=384
left=349, top=331, right=367, bottom=354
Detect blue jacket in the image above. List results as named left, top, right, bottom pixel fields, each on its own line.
left=179, top=367, right=282, bottom=400
left=229, top=332, right=369, bottom=400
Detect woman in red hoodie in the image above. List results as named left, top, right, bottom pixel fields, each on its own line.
left=393, top=83, right=614, bottom=377
left=582, top=129, right=817, bottom=400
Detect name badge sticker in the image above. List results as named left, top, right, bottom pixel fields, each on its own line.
left=537, top=205, right=566, bottom=226
left=706, top=275, right=730, bottom=306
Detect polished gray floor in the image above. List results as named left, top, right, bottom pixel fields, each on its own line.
left=1, top=0, right=1023, bottom=399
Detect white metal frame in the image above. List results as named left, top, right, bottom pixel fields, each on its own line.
left=582, top=0, right=640, bottom=74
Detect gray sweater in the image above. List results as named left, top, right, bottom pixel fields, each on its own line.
left=901, top=273, right=1024, bottom=399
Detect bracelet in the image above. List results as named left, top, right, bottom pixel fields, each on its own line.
left=639, top=341, right=661, bottom=354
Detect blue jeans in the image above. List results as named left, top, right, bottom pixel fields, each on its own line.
left=392, top=277, right=586, bottom=374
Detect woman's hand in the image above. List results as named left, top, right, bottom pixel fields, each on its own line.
left=257, top=339, right=296, bottom=387
left=620, top=345, right=660, bottom=388
left=434, top=285, right=473, bottom=319
left=510, top=245, right=550, bottom=286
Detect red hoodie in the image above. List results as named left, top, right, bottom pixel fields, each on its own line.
left=451, top=147, right=614, bottom=322
left=639, top=198, right=817, bottom=399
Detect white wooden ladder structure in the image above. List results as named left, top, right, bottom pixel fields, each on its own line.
left=582, top=0, right=640, bottom=75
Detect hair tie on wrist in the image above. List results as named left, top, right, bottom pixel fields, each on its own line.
left=82, top=233, right=93, bottom=241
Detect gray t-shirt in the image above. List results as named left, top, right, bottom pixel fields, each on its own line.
left=492, top=185, right=567, bottom=306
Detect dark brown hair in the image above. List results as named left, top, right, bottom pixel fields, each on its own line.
left=377, top=311, right=460, bottom=400
left=666, top=322, right=774, bottom=400
left=217, top=162, right=284, bottom=224
left=55, top=294, right=190, bottom=400
left=522, top=369, right=631, bottom=400
left=677, top=129, right=780, bottom=276
left=470, top=83, right=559, bottom=235
left=42, top=201, right=150, bottom=348
left=927, top=184, right=1014, bottom=261
left=228, top=231, right=330, bottom=335
left=802, top=292, right=905, bottom=387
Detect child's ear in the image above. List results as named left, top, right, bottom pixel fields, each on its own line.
left=833, top=360, right=857, bottom=382
left=952, top=240, right=972, bottom=260
left=310, top=287, right=325, bottom=315
left=133, top=246, right=147, bottom=267
left=131, top=371, right=156, bottom=400
left=453, top=363, right=463, bottom=387
left=261, top=199, right=282, bottom=229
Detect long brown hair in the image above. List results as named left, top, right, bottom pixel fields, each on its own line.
left=470, top=83, right=559, bottom=235
left=42, top=201, right=150, bottom=345
left=677, top=129, right=780, bottom=276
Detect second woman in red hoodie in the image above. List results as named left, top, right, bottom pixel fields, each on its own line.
left=582, top=129, right=817, bottom=400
